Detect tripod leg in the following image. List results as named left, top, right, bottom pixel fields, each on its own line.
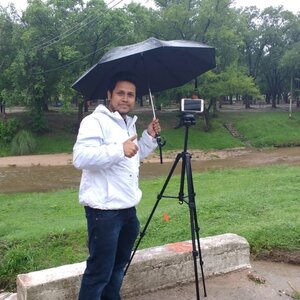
left=178, top=152, right=186, bottom=203
left=185, top=153, right=207, bottom=299
left=124, top=153, right=183, bottom=275
left=185, top=154, right=207, bottom=296
left=193, top=204, right=207, bottom=297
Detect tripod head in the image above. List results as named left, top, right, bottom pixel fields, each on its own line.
left=174, top=98, right=203, bottom=129
left=173, top=112, right=196, bottom=152
left=181, top=113, right=195, bottom=152
left=175, top=98, right=204, bottom=152
left=181, top=113, right=196, bottom=127
left=174, top=112, right=196, bottom=129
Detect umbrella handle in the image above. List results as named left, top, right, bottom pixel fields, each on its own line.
left=156, top=134, right=166, bottom=164
left=148, top=88, right=165, bottom=163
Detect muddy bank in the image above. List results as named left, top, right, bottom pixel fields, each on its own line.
left=1, top=147, right=300, bottom=193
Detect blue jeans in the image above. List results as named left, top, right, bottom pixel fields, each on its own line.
left=78, top=206, right=140, bottom=300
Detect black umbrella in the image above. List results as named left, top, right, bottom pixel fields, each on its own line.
left=72, top=37, right=215, bottom=100
left=72, top=37, right=216, bottom=162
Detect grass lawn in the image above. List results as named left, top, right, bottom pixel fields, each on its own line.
left=220, top=111, right=300, bottom=147
left=1, top=165, right=299, bottom=290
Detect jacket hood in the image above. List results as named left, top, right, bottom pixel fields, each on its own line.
left=93, top=104, right=137, bottom=126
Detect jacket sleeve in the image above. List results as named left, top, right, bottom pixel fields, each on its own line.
left=138, top=130, right=158, bottom=161
left=73, top=116, right=124, bottom=170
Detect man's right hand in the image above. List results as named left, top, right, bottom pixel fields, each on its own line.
left=123, top=135, right=138, bottom=158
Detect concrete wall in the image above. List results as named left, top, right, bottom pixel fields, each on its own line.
left=17, top=233, right=250, bottom=300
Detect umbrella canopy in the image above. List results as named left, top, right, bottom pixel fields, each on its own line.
left=72, top=37, right=216, bottom=100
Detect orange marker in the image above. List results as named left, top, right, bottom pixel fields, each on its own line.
left=163, top=212, right=170, bottom=222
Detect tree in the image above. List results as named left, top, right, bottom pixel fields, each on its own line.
left=151, top=0, right=246, bottom=123
left=235, top=6, right=265, bottom=80
left=255, top=7, right=298, bottom=107
left=0, top=5, right=20, bottom=115
left=125, top=3, right=158, bottom=41
left=6, top=0, right=76, bottom=131
left=280, top=42, right=300, bottom=116
left=199, top=64, right=259, bottom=109
left=1, top=0, right=138, bottom=128
left=2, top=0, right=299, bottom=135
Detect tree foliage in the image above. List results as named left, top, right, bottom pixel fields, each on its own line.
left=0, top=0, right=299, bottom=130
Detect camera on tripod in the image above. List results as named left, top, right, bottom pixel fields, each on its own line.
left=175, top=98, right=204, bottom=128
left=181, top=98, right=204, bottom=113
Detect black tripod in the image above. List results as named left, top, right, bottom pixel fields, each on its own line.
left=125, top=113, right=207, bottom=299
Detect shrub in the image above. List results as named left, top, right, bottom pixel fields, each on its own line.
left=30, top=111, right=48, bottom=134
left=0, top=118, right=19, bottom=144
left=10, top=130, right=37, bottom=155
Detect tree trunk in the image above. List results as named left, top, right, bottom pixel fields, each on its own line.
left=202, top=107, right=210, bottom=131
left=0, top=100, right=5, bottom=114
left=289, top=71, right=294, bottom=118
left=207, top=98, right=218, bottom=116
left=283, top=92, right=288, bottom=103
left=139, top=97, right=144, bottom=107
left=271, top=94, right=277, bottom=108
left=244, top=96, right=251, bottom=109
left=43, top=101, right=49, bottom=112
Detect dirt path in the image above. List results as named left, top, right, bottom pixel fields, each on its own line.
left=0, top=146, right=300, bottom=168
left=0, top=152, right=74, bottom=168
left=0, top=149, right=246, bottom=168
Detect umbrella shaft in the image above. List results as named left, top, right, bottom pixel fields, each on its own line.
left=148, top=88, right=156, bottom=119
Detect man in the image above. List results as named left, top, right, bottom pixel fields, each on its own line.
left=73, top=72, right=161, bottom=300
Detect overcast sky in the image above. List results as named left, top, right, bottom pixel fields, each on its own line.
left=1, top=0, right=299, bottom=13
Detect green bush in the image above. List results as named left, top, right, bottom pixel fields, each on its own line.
left=0, top=118, right=19, bottom=144
left=30, top=110, right=48, bottom=134
left=10, top=130, right=37, bottom=155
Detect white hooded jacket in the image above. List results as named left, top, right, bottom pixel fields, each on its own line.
left=73, top=104, right=157, bottom=210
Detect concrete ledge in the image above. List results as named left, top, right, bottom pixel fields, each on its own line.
left=17, top=233, right=250, bottom=300
left=0, top=293, right=17, bottom=300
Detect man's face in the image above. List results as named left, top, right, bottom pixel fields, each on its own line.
left=107, top=80, right=136, bottom=117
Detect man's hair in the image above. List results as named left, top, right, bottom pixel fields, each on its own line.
left=108, top=72, right=137, bottom=94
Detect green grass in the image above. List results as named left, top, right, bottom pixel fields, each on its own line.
left=2, top=110, right=300, bottom=157
left=155, top=116, right=244, bottom=150
left=221, top=111, right=300, bottom=147
left=1, top=165, right=299, bottom=290
left=138, top=165, right=300, bottom=253
left=35, top=134, right=76, bottom=154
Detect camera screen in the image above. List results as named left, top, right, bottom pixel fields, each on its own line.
left=181, top=98, right=204, bottom=113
